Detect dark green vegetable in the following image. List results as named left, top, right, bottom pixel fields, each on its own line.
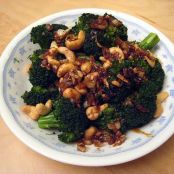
left=71, top=13, right=128, bottom=57
left=28, top=50, right=57, bottom=88
left=83, top=30, right=102, bottom=58
left=120, top=92, right=157, bottom=132
left=109, top=58, right=151, bottom=75
left=71, top=13, right=98, bottom=34
left=139, top=60, right=165, bottom=95
left=22, top=86, right=59, bottom=105
left=139, top=33, right=160, bottom=50
left=38, top=96, right=89, bottom=143
left=58, top=132, right=79, bottom=143
left=94, top=107, right=117, bottom=129
left=97, top=25, right=128, bottom=47
left=31, top=24, right=68, bottom=49
left=38, top=112, right=59, bottom=129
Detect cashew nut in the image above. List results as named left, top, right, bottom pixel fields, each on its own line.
left=99, top=56, right=112, bottom=69
left=35, top=100, right=52, bottom=116
left=103, top=60, right=112, bottom=69
left=65, top=30, right=85, bottom=50
left=47, top=55, right=60, bottom=67
left=86, top=106, right=100, bottom=120
left=50, top=41, right=58, bottom=49
left=84, top=126, right=97, bottom=140
left=109, top=47, right=124, bottom=61
left=86, top=103, right=108, bottom=120
left=103, top=78, right=109, bottom=88
left=81, top=61, right=92, bottom=74
left=117, top=74, right=129, bottom=83
left=57, top=47, right=76, bottom=63
left=22, top=105, right=40, bottom=120
left=57, top=63, right=76, bottom=77
left=144, top=56, right=155, bottom=68
left=99, top=103, right=108, bottom=112
left=48, top=47, right=58, bottom=55
left=50, top=42, right=76, bottom=63
left=56, top=29, right=70, bottom=39
left=75, top=83, right=87, bottom=95
left=112, top=80, right=121, bottom=87
left=63, top=88, right=81, bottom=101
left=84, top=72, right=99, bottom=88
left=21, top=100, right=52, bottom=120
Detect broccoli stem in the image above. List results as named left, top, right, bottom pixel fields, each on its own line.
left=38, top=112, right=59, bottom=129
left=139, top=33, right=160, bottom=50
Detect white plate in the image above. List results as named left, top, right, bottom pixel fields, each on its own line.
left=0, top=8, right=174, bottom=166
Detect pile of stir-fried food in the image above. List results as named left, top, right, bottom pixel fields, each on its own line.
left=21, top=13, right=168, bottom=152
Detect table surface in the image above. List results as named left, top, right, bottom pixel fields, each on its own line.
left=0, top=0, right=174, bottom=173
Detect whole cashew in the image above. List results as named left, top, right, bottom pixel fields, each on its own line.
left=22, top=100, right=52, bottom=120
left=63, top=88, right=81, bottom=101
left=83, top=72, right=99, bottom=89
left=75, top=83, right=87, bottom=95
left=99, top=56, right=112, bottom=69
left=86, top=106, right=100, bottom=120
left=81, top=61, right=92, bottom=74
left=22, top=105, right=40, bottom=120
left=57, top=63, right=76, bottom=77
left=84, top=126, right=97, bottom=140
left=50, top=41, right=76, bottom=63
left=86, top=103, right=108, bottom=120
left=144, top=56, right=156, bottom=68
left=47, top=55, right=60, bottom=67
left=57, top=47, right=76, bottom=63
left=109, top=47, right=124, bottom=61
left=65, top=30, right=85, bottom=50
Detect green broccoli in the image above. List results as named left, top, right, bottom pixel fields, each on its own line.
left=71, top=13, right=98, bottom=34
left=120, top=92, right=157, bottom=132
left=109, top=58, right=151, bottom=75
left=118, top=60, right=164, bottom=132
left=22, top=86, right=59, bottom=105
left=94, top=107, right=117, bottom=129
left=139, top=60, right=164, bottom=96
left=28, top=50, right=57, bottom=88
left=83, top=30, right=103, bottom=58
left=97, top=24, right=128, bottom=47
left=31, top=24, right=68, bottom=49
left=38, top=96, right=89, bottom=143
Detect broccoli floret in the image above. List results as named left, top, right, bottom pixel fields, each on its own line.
left=97, top=25, right=128, bottom=47
left=120, top=92, right=157, bottom=132
left=109, top=58, right=151, bottom=75
left=38, top=96, right=89, bottom=143
left=71, top=13, right=98, bottom=34
left=94, top=107, right=117, bottom=129
left=72, top=13, right=128, bottom=56
left=71, top=13, right=102, bottom=58
left=58, top=132, right=79, bottom=143
left=83, top=30, right=102, bottom=58
left=119, top=60, right=164, bottom=132
left=28, top=49, right=45, bottom=62
left=31, top=24, right=68, bottom=49
left=22, top=86, right=59, bottom=105
left=139, top=60, right=164, bottom=96
left=28, top=50, right=57, bottom=87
